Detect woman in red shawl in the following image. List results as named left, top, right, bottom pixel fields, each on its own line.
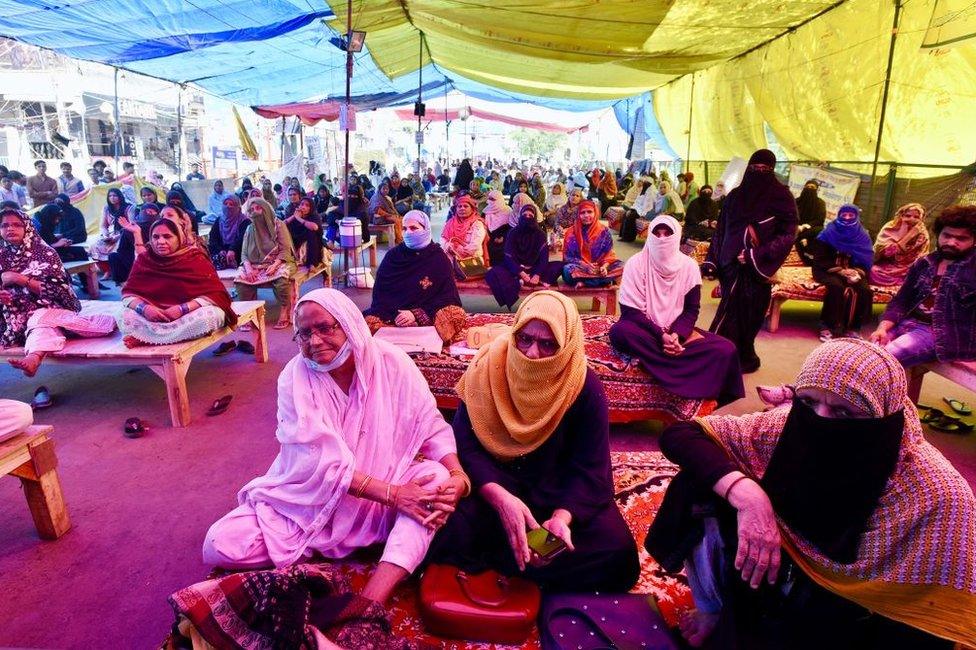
left=119, top=218, right=237, bottom=347
left=562, top=199, right=623, bottom=287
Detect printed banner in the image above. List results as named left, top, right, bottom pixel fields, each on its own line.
left=788, top=164, right=861, bottom=220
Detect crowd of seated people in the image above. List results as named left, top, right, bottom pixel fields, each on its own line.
left=4, top=157, right=976, bottom=649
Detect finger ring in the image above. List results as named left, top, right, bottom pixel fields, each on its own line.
left=425, top=503, right=433, bottom=511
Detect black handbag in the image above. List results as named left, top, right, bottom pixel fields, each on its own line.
left=539, top=593, right=678, bottom=650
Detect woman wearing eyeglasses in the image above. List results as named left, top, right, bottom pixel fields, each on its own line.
left=428, top=291, right=640, bottom=592
left=204, top=288, right=468, bottom=606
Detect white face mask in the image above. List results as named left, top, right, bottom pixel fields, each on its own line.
left=303, top=341, right=353, bottom=373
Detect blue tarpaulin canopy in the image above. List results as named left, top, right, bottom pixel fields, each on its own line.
left=0, top=0, right=677, bottom=149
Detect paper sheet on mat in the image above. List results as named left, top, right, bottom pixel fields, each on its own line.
left=373, top=326, right=444, bottom=354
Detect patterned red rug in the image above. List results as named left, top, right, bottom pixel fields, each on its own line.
left=332, top=451, right=692, bottom=649
left=412, top=313, right=715, bottom=424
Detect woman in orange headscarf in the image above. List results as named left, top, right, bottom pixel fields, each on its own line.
left=429, top=291, right=639, bottom=591
left=562, top=199, right=623, bottom=287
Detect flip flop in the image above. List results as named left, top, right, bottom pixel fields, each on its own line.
left=943, top=397, right=973, bottom=416
left=207, top=395, right=233, bottom=416
left=273, top=321, right=291, bottom=330
left=31, top=386, right=53, bottom=410
left=920, top=408, right=950, bottom=424
left=927, top=417, right=971, bottom=434
left=124, top=417, right=147, bottom=438
left=212, top=341, right=238, bottom=357
left=235, top=340, right=255, bottom=355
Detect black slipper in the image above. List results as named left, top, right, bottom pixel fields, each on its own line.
left=213, top=341, right=237, bottom=357
left=124, top=417, right=147, bottom=438
left=235, top=340, right=255, bottom=355
left=31, top=386, right=53, bottom=410
left=207, top=395, right=233, bottom=416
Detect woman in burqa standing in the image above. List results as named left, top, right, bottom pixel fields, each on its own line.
left=702, top=150, right=797, bottom=373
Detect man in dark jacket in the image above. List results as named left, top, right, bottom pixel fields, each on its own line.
left=870, top=204, right=976, bottom=367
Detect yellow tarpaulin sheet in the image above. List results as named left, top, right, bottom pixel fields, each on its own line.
left=653, top=0, right=976, bottom=178
left=327, top=0, right=836, bottom=100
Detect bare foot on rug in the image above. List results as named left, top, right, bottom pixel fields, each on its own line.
left=8, top=352, right=44, bottom=377
left=756, top=384, right=794, bottom=408
left=679, top=609, right=720, bottom=647
left=123, top=335, right=147, bottom=349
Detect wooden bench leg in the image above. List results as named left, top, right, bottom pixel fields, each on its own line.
left=907, top=365, right=927, bottom=404
left=253, top=305, right=269, bottom=363
left=605, top=291, right=618, bottom=317
left=10, top=439, right=70, bottom=540
left=85, top=270, right=100, bottom=299
left=151, top=359, right=191, bottom=427
left=591, top=296, right=600, bottom=313
left=369, top=243, right=377, bottom=268
left=765, top=296, right=785, bottom=333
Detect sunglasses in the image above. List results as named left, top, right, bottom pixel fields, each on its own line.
left=514, top=331, right=560, bottom=355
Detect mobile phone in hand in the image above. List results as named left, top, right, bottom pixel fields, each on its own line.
left=527, top=528, right=567, bottom=561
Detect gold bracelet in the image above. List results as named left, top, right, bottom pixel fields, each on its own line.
left=449, top=469, right=472, bottom=497
left=385, top=482, right=393, bottom=507
left=354, top=474, right=372, bottom=498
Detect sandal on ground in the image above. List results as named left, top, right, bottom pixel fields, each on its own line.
left=920, top=408, right=956, bottom=424
left=273, top=320, right=291, bottom=330
left=943, top=397, right=973, bottom=416
left=31, top=385, right=53, bottom=410
left=212, top=341, right=237, bottom=357
left=124, top=417, right=147, bottom=438
left=237, top=323, right=253, bottom=332
left=207, top=394, right=233, bottom=416
left=235, top=340, right=255, bottom=355
left=927, top=416, right=973, bottom=434
left=818, top=329, right=833, bottom=342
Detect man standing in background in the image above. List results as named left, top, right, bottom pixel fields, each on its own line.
left=27, top=160, right=58, bottom=207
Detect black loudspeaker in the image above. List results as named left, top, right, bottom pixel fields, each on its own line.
left=414, top=102, right=426, bottom=117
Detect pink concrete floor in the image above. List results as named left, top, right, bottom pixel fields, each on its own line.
left=1, top=267, right=973, bottom=648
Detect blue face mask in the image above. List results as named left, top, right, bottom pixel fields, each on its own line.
left=403, top=229, right=431, bottom=250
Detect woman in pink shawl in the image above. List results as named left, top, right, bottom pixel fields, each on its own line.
left=203, top=288, right=471, bottom=605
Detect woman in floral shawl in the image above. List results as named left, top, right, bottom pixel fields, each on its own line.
left=1, top=205, right=80, bottom=348
left=561, top=199, right=623, bottom=287
left=2, top=205, right=116, bottom=376
left=871, top=203, right=930, bottom=286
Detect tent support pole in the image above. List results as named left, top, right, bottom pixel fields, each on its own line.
left=416, top=32, right=424, bottom=175
left=176, top=85, right=183, bottom=179
left=343, top=0, right=352, bottom=227
left=280, top=117, right=285, bottom=164
left=113, top=66, right=120, bottom=169
left=685, top=74, right=695, bottom=173
left=868, top=0, right=902, bottom=217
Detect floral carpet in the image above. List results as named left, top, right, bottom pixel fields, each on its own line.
left=334, top=451, right=691, bottom=649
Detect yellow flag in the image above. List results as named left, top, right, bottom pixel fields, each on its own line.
left=233, top=106, right=259, bottom=160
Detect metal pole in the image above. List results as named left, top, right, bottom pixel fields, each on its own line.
left=176, top=85, right=183, bottom=179
left=416, top=33, right=424, bottom=175
left=685, top=73, right=695, bottom=173
left=113, top=67, right=121, bottom=169
left=868, top=0, right=902, bottom=213
left=343, top=0, right=352, bottom=225
left=280, top=117, right=285, bottom=164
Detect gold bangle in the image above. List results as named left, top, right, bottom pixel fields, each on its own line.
left=449, top=469, right=472, bottom=497
left=355, top=475, right=372, bottom=498
left=385, top=482, right=393, bottom=507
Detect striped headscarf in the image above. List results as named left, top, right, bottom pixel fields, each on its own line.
left=696, top=338, right=976, bottom=645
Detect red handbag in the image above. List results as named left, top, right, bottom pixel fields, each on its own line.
left=418, top=564, right=541, bottom=644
